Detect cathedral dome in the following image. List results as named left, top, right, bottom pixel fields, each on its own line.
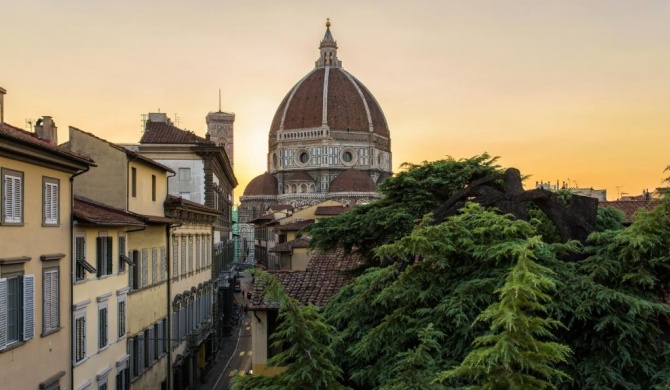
left=329, top=169, right=377, bottom=193
left=244, top=172, right=278, bottom=196
left=269, top=68, right=389, bottom=138
left=269, top=20, right=389, bottom=143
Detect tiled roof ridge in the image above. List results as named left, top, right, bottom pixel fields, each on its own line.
left=277, top=219, right=315, bottom=231
left=69, top=126, right=174, bottom=173
left=73, top=196, right=145, bottom=225
left=1, top=122, right=95, bottom=164
left=142, top=119, right=210, bottom=145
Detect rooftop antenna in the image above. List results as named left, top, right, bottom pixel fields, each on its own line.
left=174, top=113, right=181, bottom=127
left=616, top=186, right=623, bottom=200
left=218, top=89, right=222, bottom=112
left=140, top=114, right=148, bottom=133
left=25, top=118, right=33, bottom=131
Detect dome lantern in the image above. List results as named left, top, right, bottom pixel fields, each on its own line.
left=316, top=18, right=341, bottom=68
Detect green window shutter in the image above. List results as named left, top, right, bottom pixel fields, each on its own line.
left=23, top=274, right=34, bottom=341
left=106, top=237, right=113, bottom=275
left=96, top=237, right=104, bottom=277
left=0, top=278, right=7, bottom=350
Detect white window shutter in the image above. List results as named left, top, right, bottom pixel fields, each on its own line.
left=13, top=176, right=22, bottom=223
left=23, top=274, right=34, bottom=341
left=51, top=183, right=58, bottom=223
left=0, top=278, right=7, bottom=349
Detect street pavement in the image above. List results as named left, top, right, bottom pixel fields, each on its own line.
left=201, top=275, right=254, bottom=390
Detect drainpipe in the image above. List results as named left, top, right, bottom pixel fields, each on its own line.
left=165, top=170, right=176, bottom=390
left=69, top=164, right=90, bottom=390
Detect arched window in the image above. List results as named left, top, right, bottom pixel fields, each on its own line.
left=300, top=184, right=307, bottom=193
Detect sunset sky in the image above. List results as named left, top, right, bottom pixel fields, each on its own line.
left=2, top=1, right=669, bottom=202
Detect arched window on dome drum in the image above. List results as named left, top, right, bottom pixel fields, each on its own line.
left=291, top=184, right=297, bottom=194
left=300, top=184, right=307, bottom=193
left=310, top=184, right=315, bottom=193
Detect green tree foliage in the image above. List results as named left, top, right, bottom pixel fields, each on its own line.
left=438, top=237, right=572, bottom=390
left=307, top=154, right=504, bottom=265
left=231, top=271, right=348, bottom=390
left=320, top=158, right=670, bottom=389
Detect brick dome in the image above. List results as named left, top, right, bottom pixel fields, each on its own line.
left=243, top=172, right=278, bottom=196
left=329, top=169, right=376, bottom=193
left=269, top=67, right=389, bottom=138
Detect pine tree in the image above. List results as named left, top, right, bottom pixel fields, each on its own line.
left=438, top=237, right=572, bottom=389
left=231, top=271, right=348, bottom=390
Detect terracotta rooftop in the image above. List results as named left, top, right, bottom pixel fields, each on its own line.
left=74, top=197, right=145, bottom=226
left=270, top=237, right=310, bottom=253
left=243, top=172, right=278, bottom=196
left=68, top=126, right=174, bottom=174
left=268, top=204, right=294, bottom=212
left=315, top=205, right=350, bottom=216
left=249, top=247, right=362, bottom=309
left=164, top=194, right=219, bottom=214
left=141, top=120, right=209, bottom=144
left=277, top=219, right=315, bottom=231
left=286, top=171, right=315, bottom=182
left=329, top=168, right=376, bottom=193
left=0, top=122, right=95, bottom=165
left=599, top=200, right=659, bottom=224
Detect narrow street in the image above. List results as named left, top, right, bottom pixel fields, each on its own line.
left=204, top=274, right=254, bottom=390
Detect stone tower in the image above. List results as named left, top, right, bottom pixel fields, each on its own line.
left=206, top=95, right=235, bottom=168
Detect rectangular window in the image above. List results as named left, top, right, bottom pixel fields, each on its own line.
left=188, top=236, right=194, bottom=274
left=131, top=167, right=137, bottom=198
left=180, top=239, right=186, bottom=277
left=160, top=246, right=166, bottom=281
left=74, top=313, right=86, bottom=362
left=43, top=177, right=59, bottom=225
left=116, top=364, right=130, bottom=390
left=96, top=236, right=113, bottom=277
left=195, top=235, right=200, bottom=271
left=172, top=236, right=179, bottom=278
left=118, top=299, right=126, bottom=338
left=151, top=175, right=156, bottom=202
left=75, top=236, right=86, bottom=281
left=99, top=306, right=108, bottom=349
left=141, top=249, right=149, bottom=287
left=43, top=268, right=59, bottom=334
left=118, top=235, right=127, bottom=273
left=178, top=168, right=191, bottom=182
left=2, top=168, right=23, bottom=224
left=144, top=328, right=152, bottom=367
left=130, top=250, right=140, bottom=290
left=151, top=248, right=158, bottom=285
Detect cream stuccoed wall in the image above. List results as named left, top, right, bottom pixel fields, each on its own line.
left=250, top=310, right=286, bottom=377
left=0, top=157, right=73, bottom=389
left=127, top=161, right=169, bottom=217
left=126, top=225, right=168, bottom=334
left=72, top=226, right=130, bottom=390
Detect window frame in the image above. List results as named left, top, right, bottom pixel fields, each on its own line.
left=151, top=175, right=156, bottom=202
left=96, top=235, right=113, bottom=278
left=131, top=167, right=137, bottom=198
left=97, top=295, right=110, bottom=350
left=1, top=168, right=24, bottom=225
left=73, top=304, right=88, bottom=364
left=42, top=176, right=60, bottom=226
left=42, top=267, right=60, bottom=335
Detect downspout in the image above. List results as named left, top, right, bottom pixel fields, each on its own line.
left=69, top=164, right=90, bottom=390
left=165, top=170, right=176, bottom=390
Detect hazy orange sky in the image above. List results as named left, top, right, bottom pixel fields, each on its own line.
left=2, top=1, right=669, bottom=202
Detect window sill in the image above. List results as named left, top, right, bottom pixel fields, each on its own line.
left=41, top=327, right=61, bottom=338
left=41, top=223, right=61, bottom=228
left=0, top=222, right=24, bottom=227
left=0, top=340, right=26, bottom=353
left=74, top=279, right=88, bottom=285
left=118, top=270, right=127, bottom=276
left=73, top=357, right=88, bottom=367
left=99, top=344, right=109, bottom=353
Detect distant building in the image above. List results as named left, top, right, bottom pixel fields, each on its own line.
left=239, top=20, right=392, bottom=222
left=536, top=180, right=607, bottom=202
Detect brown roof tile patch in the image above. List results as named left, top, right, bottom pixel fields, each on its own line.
left=249, top=247, right=362, bottom=309
left=315, top=205, right=350, bottom=216
left=286, top=171, right=315, bottom=182
left=74, top=197, right=145, bottom=226
left=244, top=172, right=278, bottom=196
left=277, top=219, right=315, bottom=231
left=271, top=237, right=310, bottom=253
left=1, top=122, right=95, bottom=165
left=269, top=204, right=295, bottom=212
left=599, top=200, right=660, bottom=223
left=164, top=194, right=218, bottom=214
left=329, top=168, right=376, bottom=193
left=141, top=120, right=209, bottom=144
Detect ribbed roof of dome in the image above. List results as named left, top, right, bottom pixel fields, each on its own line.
left=329, top=169, right=376, bottom=193
left=244, top=172, right=278, bottom=196
left=269, top=68, right=389, bottom=138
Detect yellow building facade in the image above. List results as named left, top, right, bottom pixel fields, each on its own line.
left=0, top=119, right=94, bottom=390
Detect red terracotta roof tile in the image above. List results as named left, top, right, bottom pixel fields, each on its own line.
left=329, top=168, right=376, bottom=193
left=599, top=200, right=659, bottom=224
left=315, top=205, right=350, bottom=216
left=74, top=197, right=145, bottom=226
left=141, top=120, right=209, bottom=144
left=270, top=237, right=310, bottom=253
left=243, top=172, right=278, bottom=196
left=277, top=219, right=314, bottom=231
left=249, top=247, right=362, bottom=309
left=0, top=122, right=95, bottom=165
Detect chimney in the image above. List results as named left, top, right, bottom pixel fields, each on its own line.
left=147, top=112, right=169, bottom=124
left=0, top=86, right=6, bottom=123
left=34, top=116, right=58, bottom=145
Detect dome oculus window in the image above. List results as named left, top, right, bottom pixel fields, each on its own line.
left=299, top=152, right=309, bottom=164
left=342, top=151, right=352, bottom=163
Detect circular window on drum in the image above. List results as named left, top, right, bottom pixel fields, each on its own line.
left=294, top=149, right=311, bottom=167
left=340, top=148, right=357, bottom=167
